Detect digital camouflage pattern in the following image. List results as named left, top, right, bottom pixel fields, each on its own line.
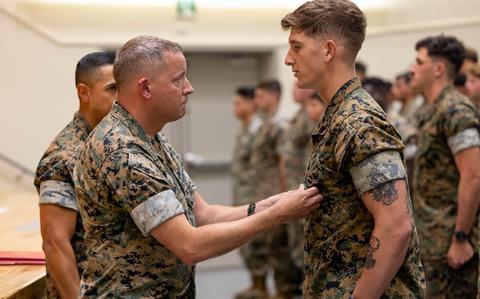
left=304, top=78, right=426, bottom=298
left=34, top=112, right=91, bottom=299
left=73, top=103, right=196, bottom=298
left=246, top=112, right=302, bottom=295
left=280, top=108, right=314, bottom=272
left=250, top=112, right=287, bottom=200
left=281, top=108, right=314, bottom=190
left=414, top=85, right=480, bottom=297
left=231, top=116, right=262, bottom=206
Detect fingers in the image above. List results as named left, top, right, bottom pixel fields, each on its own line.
left=303, top=186, right=320, bottom=196
left=297, top=183, right=305, bottom=191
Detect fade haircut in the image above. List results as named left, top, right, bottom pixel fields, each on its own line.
left=75, top=52, right=115, bottom=86
left=281, top=0, right=367, bottom=62
left=257, top=80, right=282, bottom=97
left=415, top=35, right=466, bottom=80
left=113, top=35, right=183, bottom=90
left=236, top=86, right=255, bottom=101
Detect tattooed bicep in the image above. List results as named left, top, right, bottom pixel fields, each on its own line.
left=371, top=181, right=399, bottom=205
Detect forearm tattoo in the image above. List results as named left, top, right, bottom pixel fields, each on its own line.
left=372, top=181, right=398, bottom=205
left=365, top=236, right=381, bottom=269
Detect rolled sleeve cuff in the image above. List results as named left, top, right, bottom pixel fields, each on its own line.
left=130, top=190, right=185, bottom=237
left=349, top=151, right=406, bottom=195
left=39, top=180, right=78, bottom=211
left=447, top=128, right=480, bottom=155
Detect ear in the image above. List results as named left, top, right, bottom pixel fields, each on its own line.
left=138, top=77, right=152, bottom=99
left=76, top=83, right=90, bottom=104
left=324, top=40, right=336, bottom=62
left=434, top=60, right=446, bottom=78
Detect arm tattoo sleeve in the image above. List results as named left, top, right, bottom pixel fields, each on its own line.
left=365, top=236, right=381, bottom=269
left=372, top=181, right=399, bottom=205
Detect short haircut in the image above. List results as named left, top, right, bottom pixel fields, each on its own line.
left=465, top=48, right=478, bottom=63
left=113, top=35, right=183, bottom=90
left=75, top=52, right=115, bottom=86
left=415, top=35, right=466, bottom=80
left=257, top=80, right=282, bottom=97
left=362, top=77, right=391, bottom=110
left=281, top=0, right=367, bottom=61
left=355, top=61, right=367, bottom=74
left=395, top=71, right=412, bottom=84
left=467, top=64, right=480, bottom=78
left=236, top=86, right=255, bottom=101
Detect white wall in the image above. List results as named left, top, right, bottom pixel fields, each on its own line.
left=0, top=11, right=99, bottom=188
left=359, top=25, right=480, bottom=80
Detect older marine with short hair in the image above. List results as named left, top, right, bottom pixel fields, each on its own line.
left=73, top=36, right=322, bottom=298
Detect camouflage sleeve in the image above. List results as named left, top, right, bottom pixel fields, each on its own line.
left=349, top=151, right=406, bottom=195
left=273, top=123, right=287, bottom=155
left=102, top=150, right=185, bottom=237
left=337, top=114, right=404, bottom=171
left=34, top=151, right=74, bottom=192
left=447, top=128, right=480, bottom=154
left=442, top=100, right=480, bottom=154
left=131, top=190, right=185, bottom=237
left=39, top=180, right=78, bottom=211
left=336, top=114, right=405, bottom=195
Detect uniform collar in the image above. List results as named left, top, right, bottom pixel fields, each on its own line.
left=313, top=77, right=361, bottom=135
left=434, top=85, right=455, bottom=106
left=110, top=102, right=153, bottom=145
left=73, top=111, right=92, bottom=136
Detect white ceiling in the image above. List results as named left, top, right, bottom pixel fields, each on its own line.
left=0, top=0, right=479, bottom=50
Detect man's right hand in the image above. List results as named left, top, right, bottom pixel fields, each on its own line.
left=270, top=184, right=322, bottom=223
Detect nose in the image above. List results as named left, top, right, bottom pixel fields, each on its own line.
left=285, top=50, right=294, bottom=66
left=184, top=78, right=194, bottom=95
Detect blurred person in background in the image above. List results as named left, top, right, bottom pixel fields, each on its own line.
left=410, top=34, right=480, bottom=298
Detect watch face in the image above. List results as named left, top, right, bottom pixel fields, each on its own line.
left=455, top=231, right=468, bottom=241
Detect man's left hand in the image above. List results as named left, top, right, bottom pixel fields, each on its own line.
left=447, top=239, right=474, bottom=269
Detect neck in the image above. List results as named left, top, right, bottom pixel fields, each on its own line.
left=316, top=64, right=356, bottom=105
left=78, top=108, right=98, bottom=129
left=423, top=77, right=451, bottom=104
left=242, top=113, right=253, bottom=127
left=265, top=104, right=278, bottom=118
left=118, top=98, right=165, bottom=137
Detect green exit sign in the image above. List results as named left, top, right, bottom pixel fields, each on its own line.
left=177, top=0, right=196, bottom=19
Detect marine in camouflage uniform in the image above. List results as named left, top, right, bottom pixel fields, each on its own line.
left=248, top=111, right=302, bottom=297
left=34, top=112, right=90, bottom=299
left=414, top=85, right=480, bottom=298
left=304, top=78, right=426, bottom=298
left=73, top=102, right=197, bottom=298
left=280, top=108, right=315, bottom=273
left=231, top=115, right=262, bottom=207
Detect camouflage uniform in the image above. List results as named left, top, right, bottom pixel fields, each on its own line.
left=304, top=78, right=426, bottom=298
left=414, top=85, right=480, bottom=298
left=73, top=103, right=196, bottom=298
left=280, top=108, right=314, bottom=273
left=231, top=116, right=262, bottom=206
left=247, top=112, right=302, bottom=295
left=34, top=112, right=90, bottom=299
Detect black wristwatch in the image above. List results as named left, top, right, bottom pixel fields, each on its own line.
left=247, top=203, right=256, bottom=216
left=454, top=230, right=469, bottom=242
